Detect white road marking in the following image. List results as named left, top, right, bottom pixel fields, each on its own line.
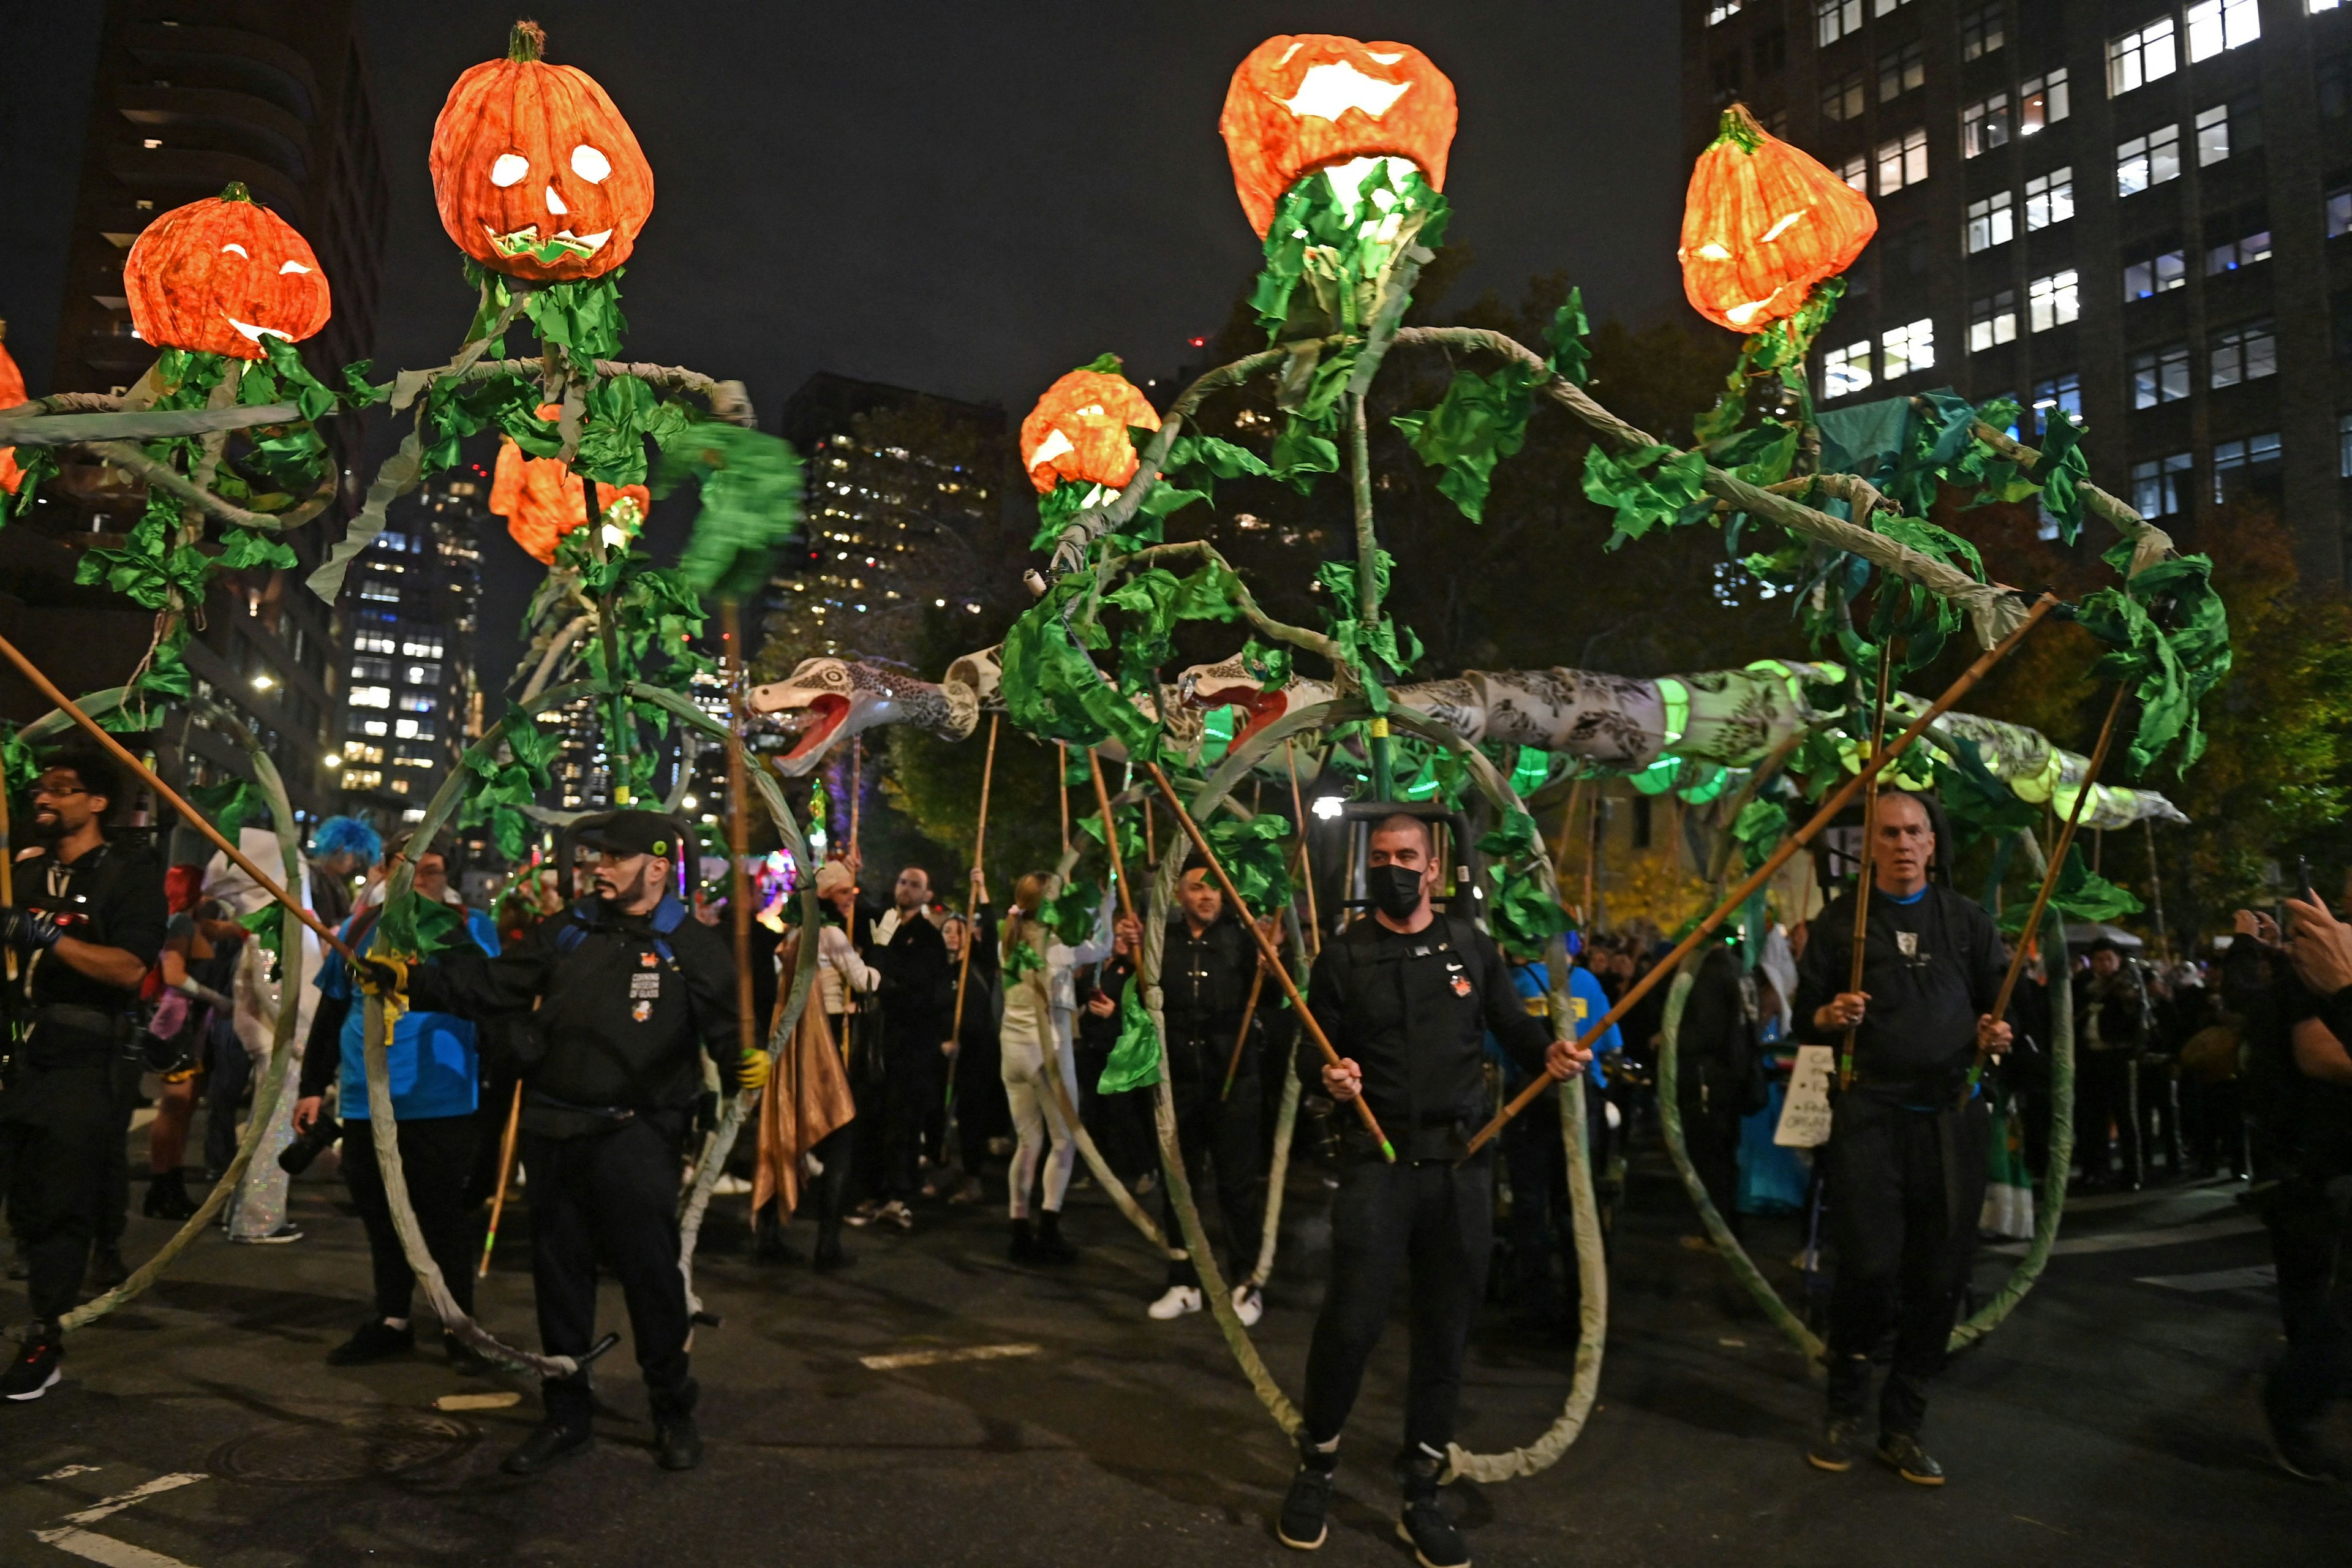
left=39, top=1466, right=102, bottom=1482
left=32, top=1472, right=206, bottom=1568
left=2135, top=1264, right=2277, bottom=1292
left=1987, top=1215, right=2264, bottom=1257
left=859, top=1343, right=1041, bottom=1371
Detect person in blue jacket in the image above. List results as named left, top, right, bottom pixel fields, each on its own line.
left=293, top=848, right=500, bottom=1373
left=1489, top=932, right=1621, bottom=1339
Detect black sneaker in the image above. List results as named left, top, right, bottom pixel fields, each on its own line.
left=1877, top=1431, right=1945, bottom=1487
left=1395, top=1500, right=1470, bottom=1568
left=325, top=1319, right=416, bottom=1366
left=1008, top=1218, right=1041, bottom=1265
left=88, top=1245, right=131, bottom=1292
left=813, top=1235, right=851, bottom=1273
left=1, top=1330, right=61, bottom=1401
left=1807, top=1416, right=1863, bottom=1472
left=1276, top=1458, right=1336, bottom=1550
left=655, top=1415, right=703, bottom=1471
left=502, top=1423, right=593, bottom=1476
left=1034, top=1212, right=1079, bottom=1265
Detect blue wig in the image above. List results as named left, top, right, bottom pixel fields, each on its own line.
left=311, top=815, right=384, bottom=867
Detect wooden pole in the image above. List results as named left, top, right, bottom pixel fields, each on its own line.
left=0, top=761, right=16, bottom=986
left=2144, top=816, right=2171, bottom=963
left=847, top=736, right=862, bottom=865
left=477, top=1081, right=524, bottom=1276
left=1284, top=740, right=1321, bottom=955
left=1144, top=761, right=1395, bottom=1163
left=1840, top=640, right=1897, bottom=1091
left=1057, top=740, right=1071, bottom=858
left=722, top=600, right=755, bottom=1067
left=1463, top=594, right=2060, bottom=1156
left=949, top=715, right=1000, bottom=1048
left=1220, top=954, right=1268, bottom=1102
left=1085, top=747, right=1135, bottom=925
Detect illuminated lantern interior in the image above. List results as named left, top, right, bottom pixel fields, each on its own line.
left=1678, top=103, right=1877, bottom=333
left=430, top=20, right=655, bottom=282
left=1218, top=34, right=1458, bottom=238
left=1020, top=364, right=1161, bottom=497
left=489, top=404, right=653, bottom=564
left=0, top=334, right=23, bottom=495
left=121, top=183, right=333, bottom=360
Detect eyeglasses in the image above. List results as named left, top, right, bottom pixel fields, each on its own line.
left=31, top=782, right=89, bottom=800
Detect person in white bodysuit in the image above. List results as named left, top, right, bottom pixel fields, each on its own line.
left=996, top=872, right=1121, bottom=1265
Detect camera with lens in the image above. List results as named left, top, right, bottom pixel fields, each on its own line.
left=278, top=1110, right=343, bottom=1175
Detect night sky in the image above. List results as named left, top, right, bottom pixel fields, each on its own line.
left=12, top=2, right=1690, bottom=686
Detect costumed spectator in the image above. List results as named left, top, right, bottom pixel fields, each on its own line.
left=1278, top=814, right=1585, bottom=1563
left=1147, top=860, right=1272, bottom=1327
left=1672, top=935, right=1762, bottom=1242
left=0, top=744, right=167, bottom=1401
left=865, top=865, right=952, bottom=1229
left=2074, top=937, right=2149, bottom=1190
left=1493, top=935, right=1618, bottom=1341
left=1793, top=791, right=2010, bottom=1486
left=996, top=873, right=1117, bottom=1266
left=293, top=870, right=501, bottom=1372
left=810, top=859, right=877, bottom=1264
left=940, top=886, right=1006, bottom=1207
left=750, top=924, right=857, bottom=1268
left=141, top=883, right=244, bottom=1223
left=377, top=809, right=761, bottom=1476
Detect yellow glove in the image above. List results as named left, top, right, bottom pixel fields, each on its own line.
left=736, top=1049, right=771, bottom=1094
left=356, top=955, right=410, bottom=1000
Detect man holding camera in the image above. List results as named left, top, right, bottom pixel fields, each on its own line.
left=0, top=746, right=167, bottom=1402
left=294, top=848, right=501, bottom=1373
left=361, top=811, right=761, bottom=1476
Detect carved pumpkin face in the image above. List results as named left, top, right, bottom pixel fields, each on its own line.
left=1219, top=34, right=1458, bottom=238
left=490, top=404, right=652, bottom=563
left=431, top=20, right=655, bottom=282
left=121, top=183, right=332, bottom=360
left=0, top=337, right=23, bottom=495
left=1678, top=104, right=1877, bottom=333
left=1019, top=365, right=1160, bottom=496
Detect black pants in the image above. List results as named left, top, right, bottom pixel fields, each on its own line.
left=1502, top=1082, right=1610, bottom=1327
left=1302, top=1152, right=1493, bottom=1454
left=204, top=1034, right=251, bottom=1178
left=1825, top=1095, right=1989, bottom=1435
left=2181, top=1076, right=2245, bottom=1175
left=2075, top=1050, right=2139, bottom=1181
left=2261, top=1180, right=2352, bottom=1433
left=1678, top=1078, right=1747, bottom=1240
left=98, top=1055, right=143, bottom=1249
left=953, top=1033, right=1006, bottom=1175
left=1, top=1059, right=117, bottom=1323
left=341, top=1114, right=480, bottom=1323
left=523, top=1114, right=695, bottom=1431
left=883, top=1040, right=937, bottom=1199
left=1163, top=1069, right=1267, bottom=1289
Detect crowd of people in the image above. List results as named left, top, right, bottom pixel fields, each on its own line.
left=1, top=755, right=2349, bottom=1555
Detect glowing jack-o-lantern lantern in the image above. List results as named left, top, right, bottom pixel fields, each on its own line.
left=431, top=20, right=655, bottom=282
left=489, top=404, right=652, bottom=564
left=1020, top=363, right=1161, bottom=496
left=1678, top=104, right=1877, bottom=333
left=0, top=334, right=24, bottom=496
left=121, top=183, right=332, bottom=360
left=1218, top=34, right=1457, bottom=238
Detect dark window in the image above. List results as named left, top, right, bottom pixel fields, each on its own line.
left=2130, top=342, right=2191, bottom=408
left=1714, top=55, right=1742, bottom=101
left=2204, top=202, right=2272, bottom=274
left=1961, top=2, right=2006, bottom=61
left=1879, top=40, right=1926, bottom=102
left=1822, top=68, right=1869, bottom=122
left=1754, top=28, right=1787, bottom=75
left=2320, top=53, right=2350, bottom=120
left=2122, top=235, right=2187, bottom=300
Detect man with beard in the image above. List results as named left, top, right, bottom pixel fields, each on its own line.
left=366, top=810, right=762, bottom=1473
left=858, top=865, right=951, bottom=1231
left=0, top=746, right=166, bottom=1401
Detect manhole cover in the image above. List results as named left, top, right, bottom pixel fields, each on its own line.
left=211, top=1410, right=477, bottom=1483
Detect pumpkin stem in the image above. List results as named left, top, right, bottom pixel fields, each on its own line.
left=1083, top=353, right=1125, bottom=375
left=1713, top=102, right=1767, bottom=154
left=218, top=181, right=253, bottom=203
left=509, top=19, right=545, bottom=62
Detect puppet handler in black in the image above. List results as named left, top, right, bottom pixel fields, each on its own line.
left=1278, top=814, right=1588, bottom=1568
left=1793, top=790, right=2011, bottom=1487
left=360, top=810, right=766, bottom=1475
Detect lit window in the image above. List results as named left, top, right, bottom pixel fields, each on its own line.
left=2130, top=342, right=2191, bottom=407
left=1875, top=127, right=1929, bottom=193
left=2021, top=69, right=2071, bottom=132
left=1823, top=340, right=1874, bottom=399
left=1839, top=153, right=1869, bottom=193
left=1879, top=40, right=1926, bottom=101
left=2031, top=372, right=2081, bottom=435
left=2185, top=0, right=2260, bottom=62
left=1962, top=95, right=2011, bottom=156
left=405, top=663, right=442, bottom=685
left=1707, top=2, right=1743, bottom=21
left=2211, top=431, right=2283, bottom=503
left=1969, top=290, right=2019, bottom=352
left=2108, top=18, right=2178, bottom=96
left=2115, top=124, right=2180, bottom=196
left=359, top=581, right=399, bottom=603
left=345, top=769, right=383, bottom=791
left=2123, top=241, right=2186, bottom=300
left=1817, top=0, right=1864, bottom=46
left=2204, top=205, right=2272, bottom=273
left=2029, top=270, right=2080, bottom=331
left=2131, top=453, right=2193, bottom=517
left=1822, top=69, right=1869, bottom=122
left=1966, top=191, right=2015, bottom=252
left=2209, top=319, right=2277, bottom=388
left=2024, top=167, right=2074, bottom=228
left=1880, top=319, right=1936, bottom=380
left=361, top=719, right=388, bottom=737
left=349, top=685, right=391, bottom=709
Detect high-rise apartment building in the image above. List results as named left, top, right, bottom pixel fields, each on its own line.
left=1686, top=0, right=2352, bottom=582
left=333, top=482, right=484, bottom=834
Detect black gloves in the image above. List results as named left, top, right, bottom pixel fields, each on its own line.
left=0, top=907, right=62, bottom=954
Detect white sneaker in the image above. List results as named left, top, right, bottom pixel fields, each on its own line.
left=1231, top=1286, right=1264, bottom=1327
left=1147, top=1286, right=1202, bottom=1321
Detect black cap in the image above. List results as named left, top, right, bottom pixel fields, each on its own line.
left=573, top=809, right=683, bottom=861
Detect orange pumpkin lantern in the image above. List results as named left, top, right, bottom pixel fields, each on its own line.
left=1020, top=363, right=1160, bottom=496
left=1678, top=104, right=1877, bottom=333
left=0, top=335, right=24, bottom=496
left=1218, top=35, right=1458, bottom=238
left=121, top=183, right=331, bottom=360
left=489, top=404, right=652, bottom=564
left=431, top=20, right=655, bottom=282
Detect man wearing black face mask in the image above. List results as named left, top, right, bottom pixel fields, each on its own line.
left=1277, top=814, right=1587, bottom=1566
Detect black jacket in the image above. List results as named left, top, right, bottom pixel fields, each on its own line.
left=1676, top=941, right=1763, bottom=1118
left=410, top=894, right=740, bottom=1120
left=1161, top=913, right=1262, bottom=1086
left=1306, top=913, right=1553, bottom=1161
left=869, top=904, right=952, bottom=1053
left=1794, top=883, right=2008, bottom=1104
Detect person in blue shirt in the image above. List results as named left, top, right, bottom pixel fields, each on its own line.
left=1488, top=934, right=1621, bottom=1340
left=293, top=849, right=501, bottom=1372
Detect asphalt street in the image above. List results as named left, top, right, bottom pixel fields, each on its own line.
left=1, top=1130, right=2342, bottom=1567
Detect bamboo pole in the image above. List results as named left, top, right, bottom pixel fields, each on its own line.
left=1463, top=594, right=2059, bottom=1156
left=1085, top=747, right=1136, bottom=925
left=949, top=715, right=1000, bottom=1049
left=1057, top=740, right=1071, bottom=858
left=848, top=736, right=862, bottom=864
left=2144, top=816, right=2170, bottom=963
left=722, top=600, right=755, bottom=1066
left=1144, top=761, right=1395, bottom=1163
left=477, top=1082, right=524, bottom=1277
left=1284, top=740, right=1321, bottom=954
left=1840, top=641, right=1897, bottom=1091
left=1220, top=955, right=1268, bottom=1102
